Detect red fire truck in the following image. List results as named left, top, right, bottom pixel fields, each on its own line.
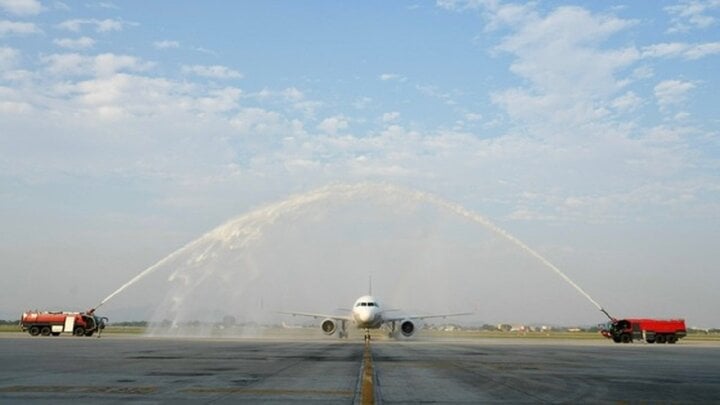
left=20, top=310, right=107, bottom=337
left=600, top=318, right=686, bottom=344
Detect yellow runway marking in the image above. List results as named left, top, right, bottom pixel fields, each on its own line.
left=361, top=340, right=375, bottom=405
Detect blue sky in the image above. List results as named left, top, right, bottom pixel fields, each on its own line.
left=1, top=1, right=719, bottom=326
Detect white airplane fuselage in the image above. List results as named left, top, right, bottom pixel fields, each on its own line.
left=351, top=295, right=384, bottom=329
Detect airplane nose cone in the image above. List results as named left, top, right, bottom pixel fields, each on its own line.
left=358, top=310, right=372, bottom=323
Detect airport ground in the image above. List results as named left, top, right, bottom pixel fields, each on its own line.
left=1, top=332, right=719, bottom=404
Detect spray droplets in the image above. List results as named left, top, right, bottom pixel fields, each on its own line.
left=96, top=183, right=606, bottom=322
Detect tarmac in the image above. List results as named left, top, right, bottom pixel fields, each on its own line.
left=1, top=333, right=719, bottom=403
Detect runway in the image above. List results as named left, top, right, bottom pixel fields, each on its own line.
left=1, top=334, right=719, bottom=403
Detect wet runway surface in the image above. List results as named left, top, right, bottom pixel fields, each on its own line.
left=1, top=334, right=719, bottom=403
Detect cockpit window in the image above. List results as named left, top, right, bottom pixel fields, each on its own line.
left=361, top=302, right=367, bottom=306
left=367, top=302, right=375, bottom=307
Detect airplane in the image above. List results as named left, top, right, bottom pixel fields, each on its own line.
left=279, top=286, right=472, bottom=341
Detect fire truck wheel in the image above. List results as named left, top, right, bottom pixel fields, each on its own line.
left=667, top=334, right=677, bottom=344
left=40, top=326, right=51, bottom=336
left=29, top=326, right=40, bottom=336
left=656, top=334, right=666, bottom=344
left=73, top=327, right=86, bottom=337
left=646, top=337, right=655, bottom=343
left=620, top=333, right=631, bottom=343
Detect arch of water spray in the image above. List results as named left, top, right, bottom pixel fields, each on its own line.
left=94, top=183, right=610, bottom=322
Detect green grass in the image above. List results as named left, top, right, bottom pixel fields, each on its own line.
left=0, top=324, right=20, bottom=333
left=102, top=326, right=146, bottom=334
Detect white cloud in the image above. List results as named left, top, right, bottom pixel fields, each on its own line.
left=353, top=97, right=373, bottom=110
left=435, top=0, right=484, bottom=12
left=245, top=86, right=321, bottom=117
left=190, top=46, right=218, bottom=56
left=496, top=7, right=638, bottom=95
left=95, top=53, right=153, bottom=76
left=482, top=6, right=641, bottom=128
left=293, top=100, right=322, bottom=117
left=480, top=2, right=538, bottom=32
left=317, top=115, right=349, bottom=134
left=51, top=73, right=202, bottom=120
left=193, top=87, right=242, bottom=114
left=0, top=20, right=40, bottom=36
left=0, top=46, right=19, bottom=70
left=654, top=80, right=696, bottom=110
left=0, top=100, right=32, bottom=114
left=94, top=1, right=119, bottom=10
left=642, top=42, right=720, bottom=60
left=53, top=36, right=96, bottom=50
left=632, top=65, right=654, bottom=79
left=42, top=53, right=154, bottom=77
left=464, top=112, right=482, bottom=121
left=57, top=19, right=82, bottom=32
left=282, top=87, right=303, bottom=102
left=182, top=64, right=243, bottom=80
left=58, top=18, right=134, bottom=33
left=153, top=40, right=180, bottom=50
left=53, top=1, right=70, bottom=11
left=611, top=91, right=643, bottom=112
left=41, top=53, right=86, bottom=75
left=684, top=42, right=720, bottom=58
left=664, top=0, right=720, bottom=33
left=416, top=84, right=457, bottom=105
left=379, top=73, right=407, bottom=82
left=0, top=0, right=43, bottom=15
left=231, top=107, right=304, bottom=137
left=382, top=111, right=400, bottom=123
left=282, top=88, right=322, bottom=117
left=674, top=111, right=691, bottom=120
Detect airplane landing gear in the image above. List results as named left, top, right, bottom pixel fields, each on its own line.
left=364, top=329, right=371, bottom=342
left=389, top=321, right=397, bottom=339
left=338, top=320, right=348, bottom=339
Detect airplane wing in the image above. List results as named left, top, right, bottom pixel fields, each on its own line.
left=384, top=312, right=473, bottom=322
left=277, top=311, right=352, bottom=321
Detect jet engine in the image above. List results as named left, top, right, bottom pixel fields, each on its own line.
left=400, top=319, right=416, bottom=337
left=321, top=319, right=337, bottom=335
